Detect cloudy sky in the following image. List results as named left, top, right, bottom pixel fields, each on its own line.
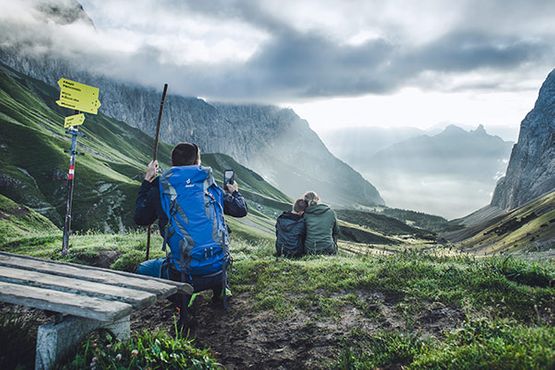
left=2, top=0, right=555, bottom=139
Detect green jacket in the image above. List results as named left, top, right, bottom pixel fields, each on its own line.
left=303, top=203, right=339, bottom=255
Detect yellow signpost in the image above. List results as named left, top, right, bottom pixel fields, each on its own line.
left=63, top=113, right=85, bottom=128
left=56, top=78, right=101, bottom=115
left=57, top=77, right=102, bottom=256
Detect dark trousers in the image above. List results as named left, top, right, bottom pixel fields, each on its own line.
left=169, top=268, right=225, bottom=297
left=168, top=268, right=227, bottom=328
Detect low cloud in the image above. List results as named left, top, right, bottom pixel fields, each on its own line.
left=0, top=0, right=554, bottom=102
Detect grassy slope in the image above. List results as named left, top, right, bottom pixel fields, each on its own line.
left=336, top=209, right=436, bottom=239
left=381, top=207, right=452, bottom=232
left=0, top=63, right=294, bottom=239
left=1, top=62, right=438, bottom=255
left=1, top=230, right=553, bottom=369
left=0, top=194, right=59, bottom=245
left=0, top=62, right=170, bottom=231
left=449, top=191, right=555, bottom=255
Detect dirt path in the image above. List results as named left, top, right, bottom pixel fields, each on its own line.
left=0, top=288, right=465, bottom=369
left=132, top=294, right=341, bottom=369
left=131, top=290, right=465, bottom=369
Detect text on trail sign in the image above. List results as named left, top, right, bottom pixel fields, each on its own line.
left=64, top=113, right=85, bottom=128
left=56, top=78, right=101, bottom=115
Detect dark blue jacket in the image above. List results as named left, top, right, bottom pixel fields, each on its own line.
left=275, top=212, right=306, bottom=257
left=134, top=177, right=248, bottom=234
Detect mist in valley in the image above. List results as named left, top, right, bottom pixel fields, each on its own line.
left=323, top=124, right=514, bottom=219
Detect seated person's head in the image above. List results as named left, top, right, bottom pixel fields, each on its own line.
left=303, top=191, right=320, bottom=207
left=172, top=142, right=201, bottom=166
left=293, top=198, right=308, bottom=215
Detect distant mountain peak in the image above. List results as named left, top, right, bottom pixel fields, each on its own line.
left=473, top=124, right=487, bottom=135
left=445, top=124, right=464, bottom=131
left=440, top=124, right=467, bottom=136
left=35, top=0, right=94, bottom=27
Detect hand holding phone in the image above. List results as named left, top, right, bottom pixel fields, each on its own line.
left=224, top=169, right=235, bottom=185
left=224, top=169, right=237, bottom=193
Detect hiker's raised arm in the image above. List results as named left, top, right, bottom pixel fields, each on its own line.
left=144, top=160, right=159, bottom=182
left=223, top=183, right=248, bottom=217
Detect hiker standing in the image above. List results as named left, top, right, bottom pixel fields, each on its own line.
left=134, top=143, right=247, bottom=314
left=275, top=199, right=308, bottom=257
left=303, top=191, right=339, bottom=255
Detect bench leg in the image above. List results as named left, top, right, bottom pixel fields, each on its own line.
left=35, top=315, right=130, bottom=370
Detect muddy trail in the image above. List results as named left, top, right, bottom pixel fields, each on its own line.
left=131, top=290, right=465, bottom=369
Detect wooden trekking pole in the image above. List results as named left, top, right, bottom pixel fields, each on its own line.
left=146, top=83, right=168, bottom=261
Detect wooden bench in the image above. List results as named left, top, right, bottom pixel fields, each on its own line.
left=0, top=252, right=193, bottom=370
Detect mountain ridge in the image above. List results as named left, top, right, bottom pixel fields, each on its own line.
left=347, top=124, right=514, bottom=218
left=0, top=62, right=294, bottom=233
left=0, top=47, right=384, bottom=208
left=491, top=69, right=555, bottom=210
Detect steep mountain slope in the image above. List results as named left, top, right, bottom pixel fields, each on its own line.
left=215, top=104, right=384, bottom=207
left=491, top=69, right=555, bottom=210
left=353, top=125, right=513, bottom=218
left=0, top=62, right=292, bottom=233
left=0, top=0, right=383, bottom=208
left=448, top=204, right=506, bottom=228
left=0, top=62, right=396, bottom=247
left=2, top=1, right=384, bottom=208
left=445, top=191, right=555, bottom=255
left=443, top=71, right=555, bottom=255
left=0, top=48, right=384, bottom=208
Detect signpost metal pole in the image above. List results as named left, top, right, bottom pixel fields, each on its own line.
left=56, top=77, right=101, bottom=256
left=146, top=83, right=168, bottom=261
left=62, top=126, right=81, bottom=256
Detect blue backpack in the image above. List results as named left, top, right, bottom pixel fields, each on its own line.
left=159, top=166, right=229, bottom=276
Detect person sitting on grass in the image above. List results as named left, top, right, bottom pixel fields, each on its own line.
left=303, top=191, right=339, bottom=255
left=134, top=142, right=247, bottom=322
left=275, top=198, right=308, bottom=258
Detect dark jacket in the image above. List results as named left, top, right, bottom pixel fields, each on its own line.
left=134, top=177, right=248, bottom=234
left=303, top=203, right=339, bottom=255
left=275, top=212, right=306, bottom=257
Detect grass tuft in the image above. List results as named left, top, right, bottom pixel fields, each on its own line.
left=60, top=326, right=221, bottom=370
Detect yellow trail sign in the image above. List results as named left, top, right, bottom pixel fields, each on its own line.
left=64, top=113, right=85, bottom=128
left=56, top=78, right=101, bottom=114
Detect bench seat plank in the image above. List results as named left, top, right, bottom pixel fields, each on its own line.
left=0, top=281, right=132, bottom=322
left=0, top=252, right=180, bottom=298
left=0, top=265, right=156, bottom=308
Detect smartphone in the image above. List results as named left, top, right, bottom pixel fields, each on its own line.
left=223, top=169, right=235, bottom=187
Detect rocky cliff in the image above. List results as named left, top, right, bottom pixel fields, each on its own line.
left=491, top=69, right=555, bottom=210
left=0, top=50, right=384, bottom=208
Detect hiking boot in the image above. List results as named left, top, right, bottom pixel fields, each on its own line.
left=211, top=287, right=232, bottom=308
